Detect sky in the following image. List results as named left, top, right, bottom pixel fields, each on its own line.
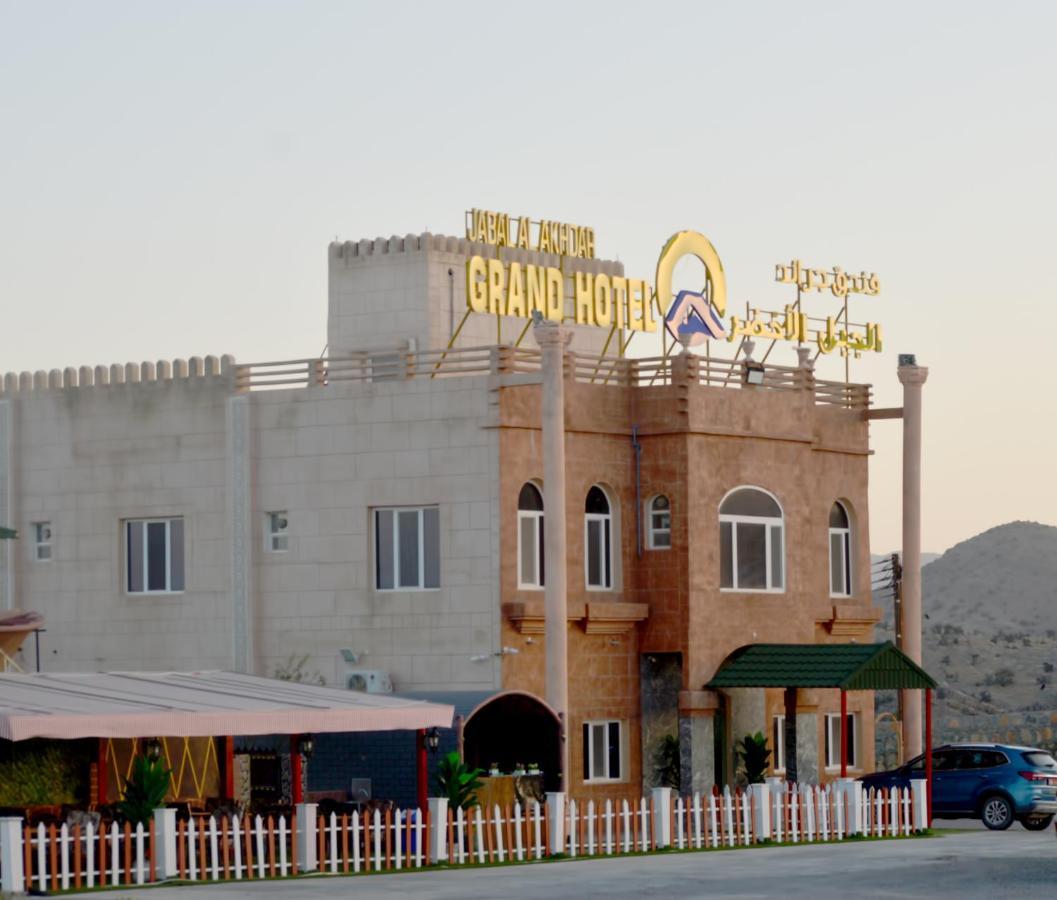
left=1, top=0, right=1055, bottom=555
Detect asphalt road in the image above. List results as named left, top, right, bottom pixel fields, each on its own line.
left=114, top=826, right=1057, bottom=900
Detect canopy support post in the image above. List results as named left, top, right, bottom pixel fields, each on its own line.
left=924, top=688, right=933, bottom=826
left=840, top=690, right=848, bottom=778
left=290, top=735, right=304, bottom=804
left=224, top=736, right=235, bottom=799
left=417, top=728, right=428, bottom=812
left=783, top=687, right=798, bottom=783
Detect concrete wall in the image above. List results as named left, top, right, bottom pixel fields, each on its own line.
left=327, top=233, right=621, bottom=357
left=0, top=362, right=502, bottom=691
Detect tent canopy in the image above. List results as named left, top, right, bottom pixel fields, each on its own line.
left=0, top=670, right=453, bottom=741
left=705, top=641, right=936, bottom=691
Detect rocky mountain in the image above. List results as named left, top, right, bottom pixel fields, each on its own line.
left=873, top=521, right=1057, bottom=757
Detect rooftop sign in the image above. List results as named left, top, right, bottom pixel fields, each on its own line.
left=460, top=210, right=883, bottom=359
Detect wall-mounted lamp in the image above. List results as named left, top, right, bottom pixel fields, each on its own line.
left=744, top=361, right=765, bottom=386
left=423, top=727, right=441, bottom=754
left=298, top=735, right=315, bottom=759
left=144, top=738, right=163, bottom=761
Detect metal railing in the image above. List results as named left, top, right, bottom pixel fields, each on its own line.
left=235, top=345, right=871, bottom=410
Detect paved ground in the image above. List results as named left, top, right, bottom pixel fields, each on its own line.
left=114, top=826, right=1057, bottom=899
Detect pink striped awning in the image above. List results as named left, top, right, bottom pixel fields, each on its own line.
left=0, top=670, right=453, bottom=741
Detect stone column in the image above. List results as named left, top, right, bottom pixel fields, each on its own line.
left=534, top=320, right=569, bottom=791
left=679, top=690, right=719, bottom=794
left=227, top=395, right=256, bottom=674
left=0, top=400, right=14, bottom=612
left=898, top=358, right=928, bottom=760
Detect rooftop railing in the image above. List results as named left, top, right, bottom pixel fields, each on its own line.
left=235, top=345, right=871, bottom=410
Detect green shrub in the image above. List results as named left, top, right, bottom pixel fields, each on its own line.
left=653, top=734, right=681, bottom=790
left=0, top=744, right=83, bottom=806
left=117, top=756, right=172, bottom=825
left=735, top=732, right=771, bottom=785
left=434, top=751, right=484, bottom=810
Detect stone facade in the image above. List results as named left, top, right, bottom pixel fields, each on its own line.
left=0, top=231, right=882, bottom=797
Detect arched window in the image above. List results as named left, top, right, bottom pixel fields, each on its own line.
left=585, top=486, right=612, bottom=590
left=647, top=495, right=671, bottom=549
left=829, top=501, right=852, bottom=597
left=719, top=487, right=784, bottom=591
left=518, top=483, right=544, bottom=589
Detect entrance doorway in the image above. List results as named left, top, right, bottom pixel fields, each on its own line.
left=463, top=692, right=561, bottom=792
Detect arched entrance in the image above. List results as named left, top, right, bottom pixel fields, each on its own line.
left=463, top=691, right=561, bottom=792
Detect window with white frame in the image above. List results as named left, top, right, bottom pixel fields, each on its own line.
left=374, top=506, right=440, bottom=590
left=517, top=483, right=544, bottom=589
left=266, top=511, right=289, bottom=553
left=829, top=501, right=852, bottom=597
left=824, top=712, right=858, bottom=769
left=582, top=720, right=622, bottom=782
left=773, top=715, right=786, bottom=773
left=647, top=495, right=671, bottom=549
left=33, top=522, right=52, bottom=561
left=126, top=518, right=184, bottom=594
left=719, top=488, right=784, bottom=591
left=584, top=486, right=613, bottom=590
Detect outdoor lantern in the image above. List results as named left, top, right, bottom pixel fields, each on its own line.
left=425, top=727, right=441, bottom=754
left=745, top=361, right=765, bottom=385
left=144, top=738, right=162, bottom=760
left=298, top=735, right=315, bottom=759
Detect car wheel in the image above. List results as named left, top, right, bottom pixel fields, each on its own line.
left=980, top=795, right=1014, bottom=830
left=1019, top=814, right=1054, bottom=831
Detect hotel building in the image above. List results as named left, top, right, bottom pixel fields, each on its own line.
left=0, top=221, right=927, bottom=800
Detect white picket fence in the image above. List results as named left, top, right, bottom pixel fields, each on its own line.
left=0, top=782, right=925, bottom=894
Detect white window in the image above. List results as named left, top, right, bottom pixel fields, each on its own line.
left=33, top=522, right=52, bottom=561
left=517, top=483, right=544, bottom=589
left=584, top=486, right=613, bottom=590
left=773, top=715, right=786, bottom=773
left=126, top=518, right=184, bottom=594
left=719, top=487, right=784, bottom=592
left=582, top=720, right=623, bottom=782
left=829, top=501, right=852, bottom=597
left=647, top=495, right=671, bottom=549
left=375, top=506, right=440, bottom=591
left=266, top=511, right=289, bottom=553
left=824, top=712, right=858, bottom=769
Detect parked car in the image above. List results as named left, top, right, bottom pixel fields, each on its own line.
left=858, top=743, right=1057, bottom=831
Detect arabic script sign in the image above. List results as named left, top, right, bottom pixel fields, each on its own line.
left=775, top=259, right=880, bottom=297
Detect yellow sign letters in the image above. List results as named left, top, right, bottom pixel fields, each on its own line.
left=466, top=208, right=596, bottom=259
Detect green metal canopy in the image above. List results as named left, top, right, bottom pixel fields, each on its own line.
left=705, top=641, right=936, bottom=691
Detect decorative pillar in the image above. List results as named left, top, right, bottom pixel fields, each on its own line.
left=650, top=787, right=672, bottom=847
left=427, top=797, right=448, bottom=863
left=0, top=816, right=25, bottom=893
left=294, top=802, right=318, bottom=872
left=783, top=687, right=798, bottom=783
left=153, top=807, right=178, bottom=879
left=534, top=320, right=569, bottom=792
left=545, top=792, right=566, bottom=855
left=839, top=689, right=848, bottom=778
left=227, top=394, right=256, bottom=674
left=898, top=357, right=928, bottom=760
left=290, top=735, right=304, bottom=804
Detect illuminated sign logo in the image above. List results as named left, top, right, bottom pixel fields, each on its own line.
left=655, top=231, right=728, bottom=348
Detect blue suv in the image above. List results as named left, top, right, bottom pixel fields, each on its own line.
left=858, top=743, right=1057, bottom=830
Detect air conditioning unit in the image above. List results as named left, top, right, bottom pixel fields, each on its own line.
left=346, top=670, right=393, bottom=694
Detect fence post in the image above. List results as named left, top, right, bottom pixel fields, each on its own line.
left=545, top=793, right=566, bottom=855
left=427, top=798, right=448, bottom=864
left=910, top=779, right=928, bottom=831
left=835, top=778, right=863, bottom=835
left=749, top=783, right=771, bottom=841
left=294, top=803, right=318, bottom=872
left=0, top=816, right=25, bottom=893
left=153, top=807, right=178, bottom=879
left=650, top=787, right=672, bottom=849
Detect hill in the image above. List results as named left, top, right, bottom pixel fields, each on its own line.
left=873, top=521, right=1057, bottom=756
